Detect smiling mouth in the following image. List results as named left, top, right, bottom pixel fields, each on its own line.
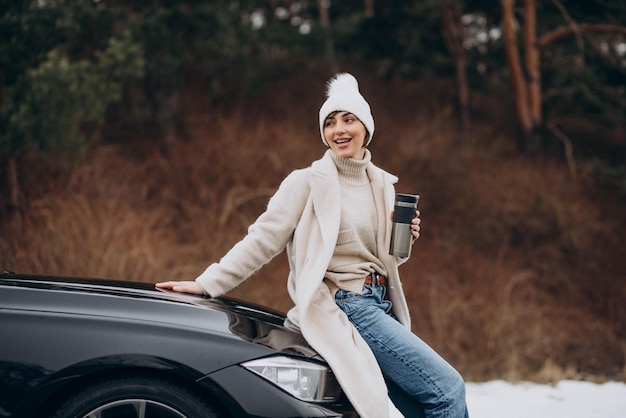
left=334, top=138, right=351, bottom=145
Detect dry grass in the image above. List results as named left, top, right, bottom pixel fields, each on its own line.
left=2, top=74, right=625, bottom=382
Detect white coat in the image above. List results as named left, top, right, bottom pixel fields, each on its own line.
left=196, top=150, right=412, bottom=418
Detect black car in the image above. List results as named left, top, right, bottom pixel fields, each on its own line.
left=0, top=272, right=357, bottom=418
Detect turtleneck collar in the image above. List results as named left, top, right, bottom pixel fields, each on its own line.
left=328, top=148, right=371, bottom=184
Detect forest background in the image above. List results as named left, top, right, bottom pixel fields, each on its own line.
left=1, top=0, right=625, bottom=383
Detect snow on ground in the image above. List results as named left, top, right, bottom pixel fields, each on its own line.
left=466, top=380, right=626, bottom=418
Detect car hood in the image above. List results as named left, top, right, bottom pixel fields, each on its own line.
left=0, top=273, right=319, bottom=361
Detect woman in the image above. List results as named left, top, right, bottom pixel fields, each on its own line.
left=157, top=73, right=469, bottom=418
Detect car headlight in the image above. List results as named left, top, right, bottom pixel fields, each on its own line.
left=241, top=356, right=342, bottom=402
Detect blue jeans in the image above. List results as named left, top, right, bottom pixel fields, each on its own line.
left=335, top=284, right=469, bottom=418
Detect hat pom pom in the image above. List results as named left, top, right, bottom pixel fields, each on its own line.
left=325, top=73, right=359, bottom=98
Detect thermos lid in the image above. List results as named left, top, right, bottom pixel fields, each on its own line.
left=395, top=193, right=418, bottom=204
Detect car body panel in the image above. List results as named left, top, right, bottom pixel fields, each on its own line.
left=0, top=273, right=355, bottom=418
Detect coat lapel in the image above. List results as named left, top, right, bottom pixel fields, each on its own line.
left=309, top=151, right=341, bottom=262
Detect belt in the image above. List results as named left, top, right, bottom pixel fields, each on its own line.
left=364, top=272, right=386, bottom=285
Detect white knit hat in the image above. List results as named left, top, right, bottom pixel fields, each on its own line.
left=319, top=73, right=375, bottom=147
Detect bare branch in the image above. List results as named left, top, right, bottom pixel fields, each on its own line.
left=549, top=0, right=584, bottom=52
left=537, top=24, right=626, bottom=48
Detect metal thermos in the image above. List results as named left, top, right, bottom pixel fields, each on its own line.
left=389, top=193, right=419, bottom=257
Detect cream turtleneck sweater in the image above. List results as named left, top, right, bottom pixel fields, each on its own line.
left=324, top=149, right=387, bottom=295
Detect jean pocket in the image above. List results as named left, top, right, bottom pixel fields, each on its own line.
left=335, top=287, right=375, bottom=317
left=335, top=289, right=358, bottom=304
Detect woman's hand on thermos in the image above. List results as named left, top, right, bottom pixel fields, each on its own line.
left=411, top=210, right=421, bottom=239
left=390, top=209, right=421, bottom=240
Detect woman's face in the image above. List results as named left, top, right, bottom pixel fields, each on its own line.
left=323, top=111, right=367, bottom=160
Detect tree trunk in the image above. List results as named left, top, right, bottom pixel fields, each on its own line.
left=364, top=0, right=375, bottom=18
left=523, top=0, right=541, bottom=125
left=501, top=0, right=626, bottom=153
left=442, top=1, right=470, bottom=137
left=317, top=0, right=339, bottom=73
left=502, top=0, right=534, bottom=149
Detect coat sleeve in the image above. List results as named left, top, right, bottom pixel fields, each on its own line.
left=196, top=170, right=310, bottom=297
